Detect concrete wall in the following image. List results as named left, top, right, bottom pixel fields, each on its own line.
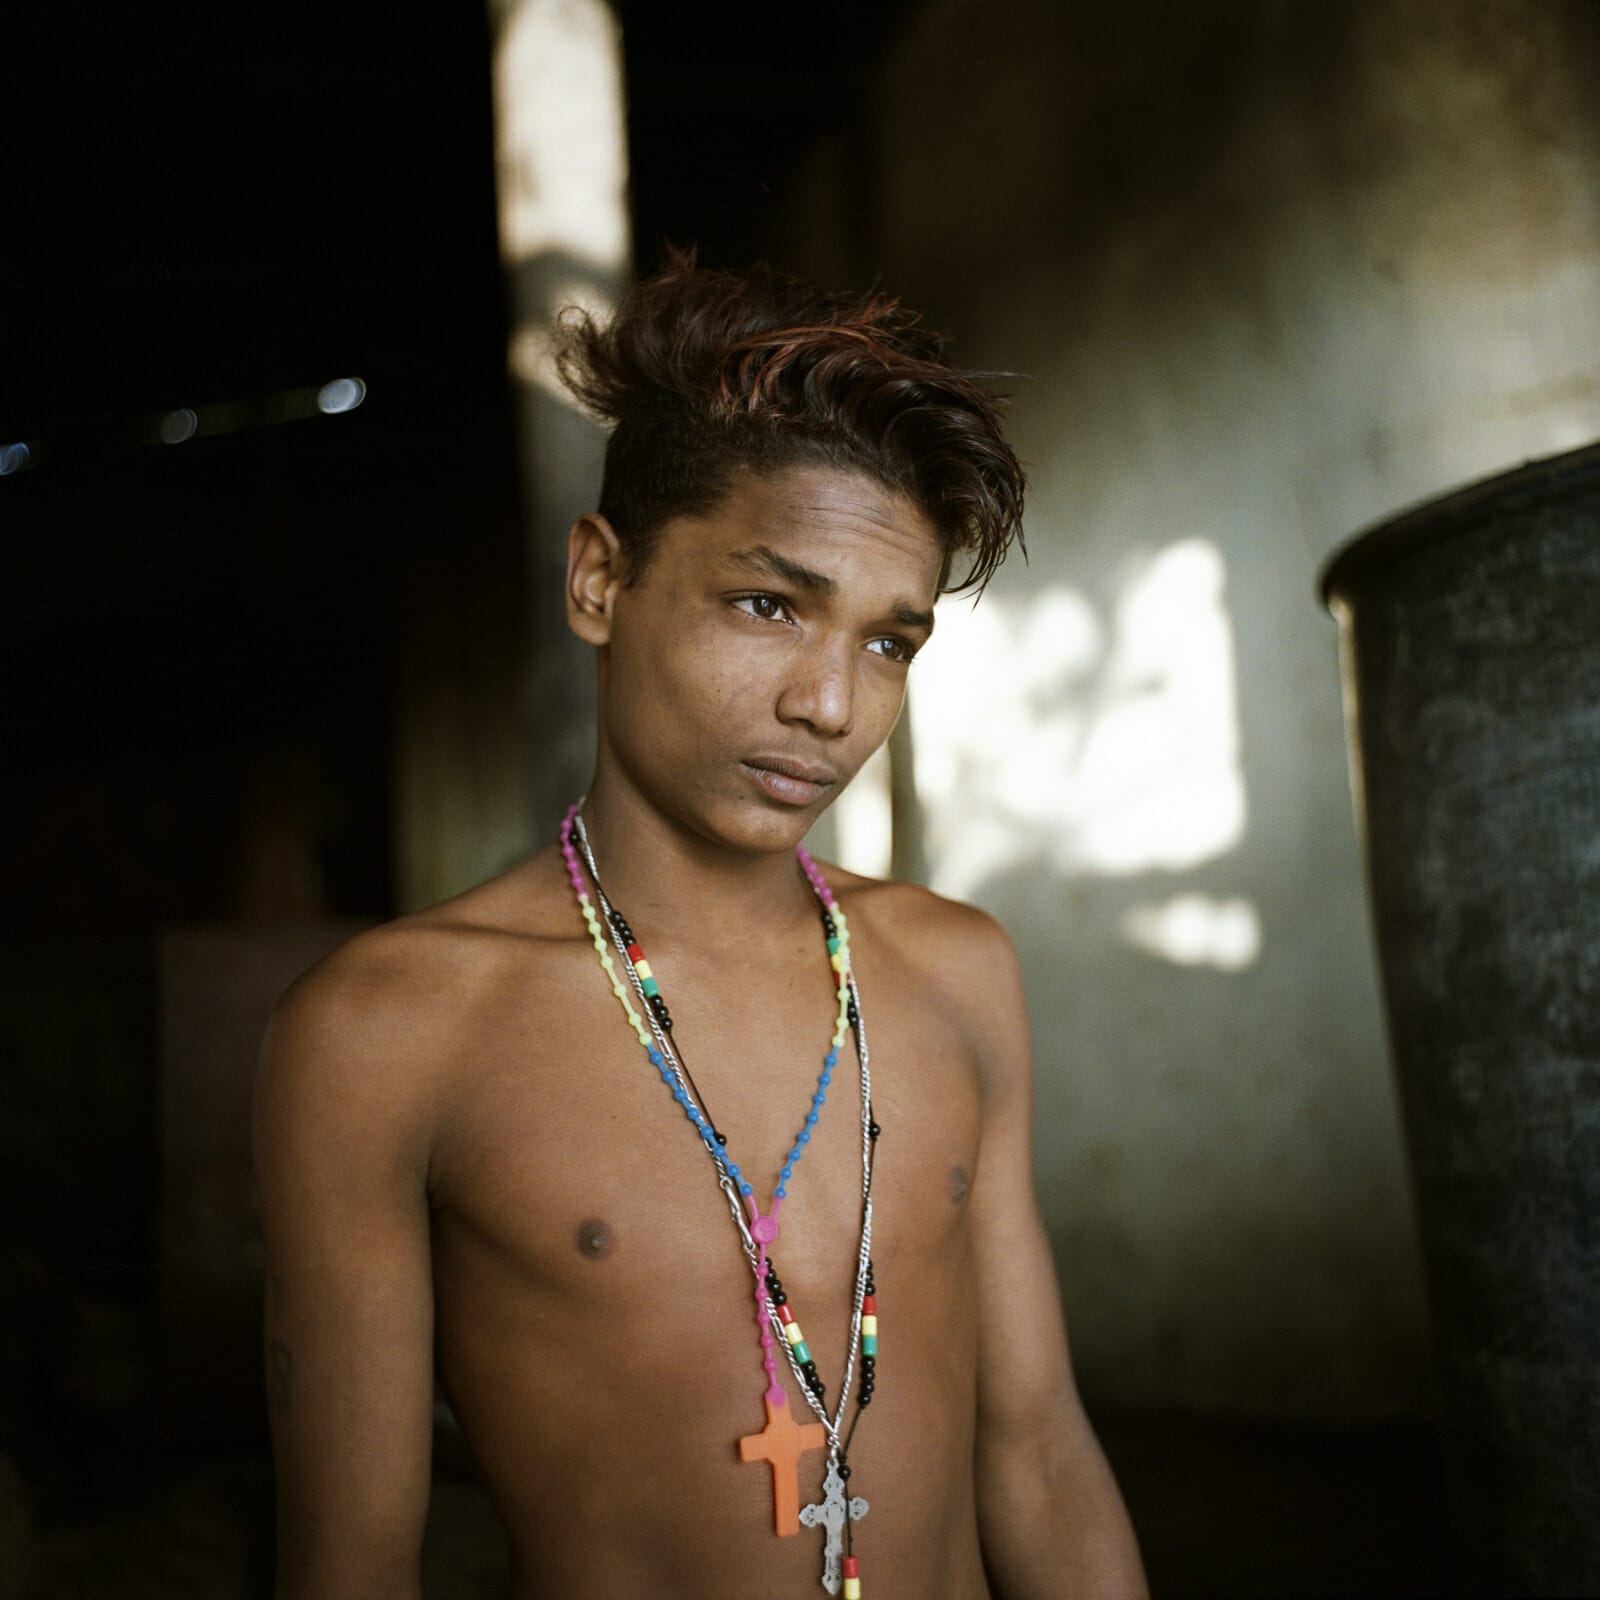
left=776, top=0, right=1600, bottom=1421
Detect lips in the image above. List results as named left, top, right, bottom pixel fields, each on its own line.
left=741, top=756, right=839, bottom=807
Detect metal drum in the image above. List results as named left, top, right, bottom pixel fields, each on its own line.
left=1323, top=443, right=1600, bottom=1594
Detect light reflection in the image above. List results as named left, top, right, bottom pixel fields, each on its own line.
left=0, top=442, right=30, bottom=475
left=1121, top=894, right=1261, bottom=971
left=316, top=377, right=367, bottom=415
left=160, top=409, right=198, bottom=444
left=909, top=540, right=1246, bottom=902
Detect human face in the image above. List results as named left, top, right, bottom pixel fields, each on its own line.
left=584, top=465, right=943, bottom=856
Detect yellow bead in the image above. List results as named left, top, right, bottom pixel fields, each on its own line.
left=830, top=952, right=843, bottom=971
left=861, top=1315, right=877, bottom=1336
left=634, top=959, right=653, bottom=981
left=784, top=1322, right=806, bottom=1346
left=844, top=1580, right=861, bottom=1599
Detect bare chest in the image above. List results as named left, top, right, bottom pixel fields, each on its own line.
left=430, top=937, right=983, bottom=1325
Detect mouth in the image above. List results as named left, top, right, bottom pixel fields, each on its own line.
left=740, top=756, right=839, bottom=807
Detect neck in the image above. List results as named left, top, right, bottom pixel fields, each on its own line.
left=575, top=766, right=821, bottom=945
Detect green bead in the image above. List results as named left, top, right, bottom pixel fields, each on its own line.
left=793, top=1341, right=813, bottom=1364
left=861, top=1334, right=877, bottom=1356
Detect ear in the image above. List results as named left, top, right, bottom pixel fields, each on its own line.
left=566, top=514, right=627, bottom=646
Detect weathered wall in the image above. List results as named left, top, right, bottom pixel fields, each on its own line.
left=777, top=0, right=1600, bottom=1420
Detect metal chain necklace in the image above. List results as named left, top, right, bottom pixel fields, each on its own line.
left=561, top=803, right=880, bottom=1598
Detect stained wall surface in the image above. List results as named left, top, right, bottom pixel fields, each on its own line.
left=779, top=1, right=1600, bottom=1420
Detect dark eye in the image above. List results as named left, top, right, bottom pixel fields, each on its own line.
left=735, top=594, right=791, bottom=622
left=867, top=636, right=917, bottom=663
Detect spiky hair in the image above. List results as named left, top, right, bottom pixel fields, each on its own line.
left=556, top=250, right=1026, bottom=593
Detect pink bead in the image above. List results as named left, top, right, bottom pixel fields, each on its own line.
left=751, top=1214, right=778, bottom=1244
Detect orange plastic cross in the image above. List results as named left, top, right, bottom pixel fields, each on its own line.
left=738, top=1388, right=828, bottom=1535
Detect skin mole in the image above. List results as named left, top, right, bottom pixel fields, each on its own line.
left=575, top=1218, right=616, bottom=1261
left=948, top=1164, right=970, bottom=1204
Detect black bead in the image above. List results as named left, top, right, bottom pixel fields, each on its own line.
left=772, top=1292, right=787, bottom=1306
left=857, top=1391, right=872, bottom=1406
left=869, top=1121, right=881, bottom=1139
left=838, top=1465, right=851, bottom=1480
left=714, top=1131, right=728, bottom=1146
left=660, top=1015, right=673, bottom=1031
left=801, top=1359, right=817, bottom=1373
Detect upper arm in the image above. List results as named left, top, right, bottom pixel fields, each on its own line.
left=961, top=909, right=1148, bottom=1597
left=253, top=944, right=441, bottom=1599
left=961, top=912, right=1085, bottom=1448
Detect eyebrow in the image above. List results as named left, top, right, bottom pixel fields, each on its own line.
left=728, top=544, right=836, bottom=595
left=727, top=544, right=935, bottom=635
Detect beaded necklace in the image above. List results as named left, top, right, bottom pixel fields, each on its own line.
left=561, top=803, right=880, bottom=1598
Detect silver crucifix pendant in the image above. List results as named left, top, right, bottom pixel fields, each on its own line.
left=799, top=1459, right=869, bottom=1594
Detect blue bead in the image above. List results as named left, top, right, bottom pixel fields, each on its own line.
left=780, top=1166, right=793, bottom=1181
left=825, top=1051, right=838, bottom=1067
left=805, top=1111, right=818, bottom=1127
left=798, top=1131, right=811, bottom=1145
left=812, top=1092, right=825, bottom=1106
left=684, top=1106, right=697, bottom=1120
left=649, top=1049, right=663, bottom=1066
left=775, top=1186, right=787, bottom=1199
left=740, top=1182, right=753, bottom=1197
left=820, top=1071, right=833, bottom=1087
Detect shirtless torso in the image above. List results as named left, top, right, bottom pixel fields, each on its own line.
left=255, top=283, right=1145, bottom=1597
left=258, top=842, right=1041, bottom=1598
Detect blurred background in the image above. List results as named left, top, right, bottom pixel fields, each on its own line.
left=9, top=1, right=1600, bottom=1594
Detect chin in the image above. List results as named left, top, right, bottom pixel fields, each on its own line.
left=692, top=791, right=823, bottom=856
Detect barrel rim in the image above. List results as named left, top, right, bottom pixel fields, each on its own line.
left=1319, top=438, right=1600, bottom=611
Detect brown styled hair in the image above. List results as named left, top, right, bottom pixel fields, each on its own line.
left=555, top=250, right=1026, bottom=594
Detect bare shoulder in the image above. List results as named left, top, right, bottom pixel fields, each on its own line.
left=824, top=866, right=1018, bottom=977
left=255, top=847, right=573, bottom=1167
left=819, top=867, right=1027, bottom=1078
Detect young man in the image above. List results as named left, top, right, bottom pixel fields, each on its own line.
left=254, top=258, right=1146, bottom=1599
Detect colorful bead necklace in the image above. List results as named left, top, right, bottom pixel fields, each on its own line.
left=561, top=804, right=881, bottom=1597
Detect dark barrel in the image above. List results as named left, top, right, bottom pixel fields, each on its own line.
left=1322, top=443, right=1600, bottom=1595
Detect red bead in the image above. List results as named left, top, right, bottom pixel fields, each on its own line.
left=843, top=1557, right=860, bottom=1578
left=627, top=943, right=644, bottom=961
left=861, top=1294, right=876, bottom=1314
left=777, top=1303, right=796, bottom=1324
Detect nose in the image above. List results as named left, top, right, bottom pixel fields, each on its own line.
left=776, top=640, right=854, bottom=737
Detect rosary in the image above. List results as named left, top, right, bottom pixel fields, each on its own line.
left=562, top=804, right=879, bottom=1597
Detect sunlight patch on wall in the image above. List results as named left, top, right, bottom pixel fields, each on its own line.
left=491, top=0, right=629, bottom=409
left=833, top=741, right=894, bottom=880
left=491, top=0, right=628, bottom=270
left=508, top=278, right=616, bottom=404
left=1121, top=894, right=1261, bottom=971
left=909, top=540, right=1246, bottom=901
